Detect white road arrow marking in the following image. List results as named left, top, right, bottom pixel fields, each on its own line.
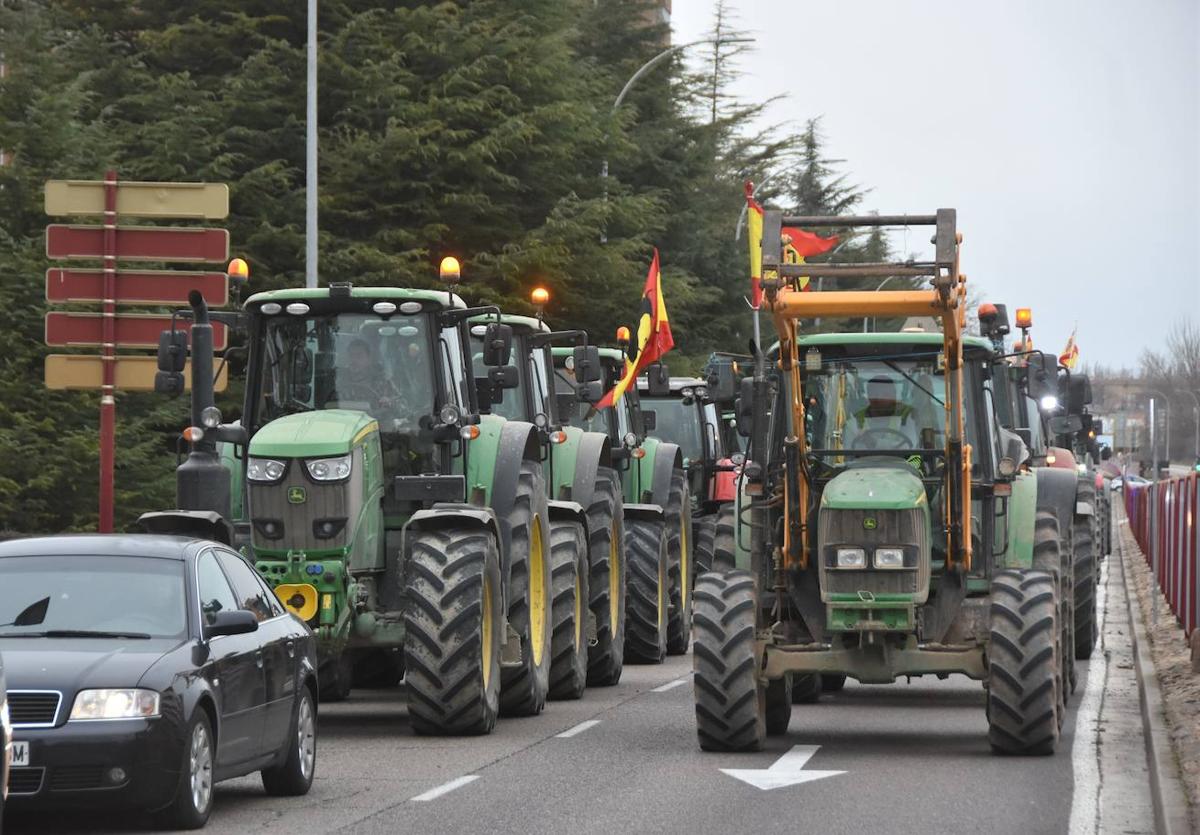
left=720, top=745, right=845, bottom=790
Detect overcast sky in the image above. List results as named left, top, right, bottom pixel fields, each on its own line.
left=673, top=0, right=1199, bottom=370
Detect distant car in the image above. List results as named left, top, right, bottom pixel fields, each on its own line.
left=1111, top=475, right=1150, bottom=492
left=0, top=535, right=318, bottom=829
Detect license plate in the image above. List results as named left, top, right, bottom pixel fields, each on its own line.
left=10, top=741, right=29, bottom=767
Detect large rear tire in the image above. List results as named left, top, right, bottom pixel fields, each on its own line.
left=624, top=516, right=668, bottom=663
left=666, top=470, right=694, bottom=655
left=403, top=526, right=503, bottom=735
left=711, top=503, right=737, bottom=573
left=318, top=654, right=353, bottom=704
left=586, top=467, right=626, bottom=686
left=693, top=570, right=765, bottom=752
left=548, top=519, right=590, bottom=700
left=1073, top=481, right=1098, bottom=660
left=499, top=461, right=553, bottom=717
left=987, top=568, right=1060, bottom=755
left=693, top=514, right=717, bottom=576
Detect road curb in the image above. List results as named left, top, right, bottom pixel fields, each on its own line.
left=1117, top=537, right=1192, bottom=835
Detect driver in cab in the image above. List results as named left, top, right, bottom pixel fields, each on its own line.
left=850, top=376, right=915, bottom=449
left=333, top=338, right=400, bottom=411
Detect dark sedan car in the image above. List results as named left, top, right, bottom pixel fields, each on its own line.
left=0, top=535, right=318, bottom=829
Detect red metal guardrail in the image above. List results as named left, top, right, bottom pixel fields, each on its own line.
left=1125, top=472, right=1199, bottom=636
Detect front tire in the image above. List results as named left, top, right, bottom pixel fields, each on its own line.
left=403, top=526, right=503, bottom=735
left=693, top=570, right=765, bottom=752
left=586, top=467, right=626, bottom=686
left=791, top=673, right=823, bottom=704
left=262, top=686, right=317, bottom=796
left=666, top=470, right=694, bottom=655
left=548, top=519, right=590, bottom=700
left=822, top=674, right=847, bottom=693
left=156, top=710, right=215, bottom=830
left=624, top=516, right=669, bottom=663
left=987, top=569, right=1060, bottom=755
left=499, top=461, right=553, bottom=717
left=765, top=675, right=793, bottom=735
left=1073, top=481, right=1098, bottom=660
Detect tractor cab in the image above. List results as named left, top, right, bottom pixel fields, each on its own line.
left=636, top=375, right=732, bottom=511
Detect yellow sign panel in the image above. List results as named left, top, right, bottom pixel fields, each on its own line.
left=45, top=355, right=228, bottom=392
left=44, top=180, right=229, bottom=220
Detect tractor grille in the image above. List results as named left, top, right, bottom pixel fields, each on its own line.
left=818, top=508, right=931, bottom=603
left=248, top=448, right=363, bottom=551
left=7, top=691, right=62, bottom=727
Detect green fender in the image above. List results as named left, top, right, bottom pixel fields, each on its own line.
left=632, top=437, right=682, bottom=507
left=996, top=471, right=1039, bottom=569
left=547, top=426, right=583, bottom=501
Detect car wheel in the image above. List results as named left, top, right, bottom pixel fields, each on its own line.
left=156, top=710, right=215, bottom=830
left=262, top=686, right=317, bottom=796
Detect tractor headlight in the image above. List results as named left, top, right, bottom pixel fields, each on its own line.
left=305, top=454, right=352, bottom=482
left=834, top=547, right=866, bottom=569
left=69, top=689, right=160, bottom=721
left=874, top=547, right=906, bottom=569
left=247, top=457, right=287, bottom=483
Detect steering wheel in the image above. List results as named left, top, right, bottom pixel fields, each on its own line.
left=850, top=427, right=912, bottom=451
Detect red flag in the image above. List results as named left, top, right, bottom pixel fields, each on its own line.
left=594, top=250, right=673, bottom=411
left=781, top=227, right=838, bottom=258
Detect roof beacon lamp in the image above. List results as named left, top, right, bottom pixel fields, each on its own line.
left=531, top=287, right=550, bottom=322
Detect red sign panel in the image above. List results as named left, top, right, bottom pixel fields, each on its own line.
left=46, top=225, right=229, bottom=263
left=45, top=313, right=228, bottom=350
left=45, top=268, right=229, bottom=306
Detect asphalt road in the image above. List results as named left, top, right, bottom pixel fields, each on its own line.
left=8, top=561, right=1157, bottom=835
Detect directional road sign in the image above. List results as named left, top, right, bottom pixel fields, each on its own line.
left=45, top=312, right=228, bottom=351
left=46, top=225, right=229, bottom=263
left=45, top=268, right=229, bottom=306
left=45, top=180, right=229, bottom=219
left=45, top=355, right=228, bottom=392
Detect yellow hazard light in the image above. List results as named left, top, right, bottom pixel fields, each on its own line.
left=531, top=287, right=550, bottom=305
left=275, top=583, right=319, bottom=621
left=227, top=257, right=250, bottom=280
left=616, top=326, right=630, bottom=342
left=439, top=256, right=461, bottom=282
left=1015, top=307, right=1032, bottom=328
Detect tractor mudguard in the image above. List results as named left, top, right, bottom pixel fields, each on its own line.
left=996, top=471, right=1038, bottom=570
left=1075, top=500, right=1094, bottom=517
left=467, top=416, right=540, bottom=589
left=403, top=503, right=505, bottom=609
left=624, top=502, right=665, bottom=523
left=1035, top=466, right=1079, bottom=545
left=567, top=430, right=612, bottom=508
left=641, top=440, right=682, bottom=506
left=548, top=499, right=588, bottom=533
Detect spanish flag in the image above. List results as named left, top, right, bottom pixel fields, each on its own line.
left=593, top=249, right=674, bottom=411
left=1059, top=327, right=1079, bottom=370
left=746, top=182, right=766, bottom=308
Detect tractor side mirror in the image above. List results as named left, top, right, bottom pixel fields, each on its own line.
left=1022, top=352, right=1057, bottom=402
left=642, top=410, right=657, bottom=432
left=157, top=329, right=188, bottom=373
left=735, top=377, right=756, bottom=437
left=488, top=365, right=519, bottom=390
left=645, top=363, right=670, bottom=397
left=1049, top=415, right=1082, bottom=435
left=1066, top=375, right=1091, bottom=415
left=707, top=363, right=737, bottom=403
left=482, top=323, right=514, bottom=366
left=475, top=376, right=496, bottom=414
left=572, top=345, right=602, bottom=383
left=1100, top=446, right=1112, bottom=461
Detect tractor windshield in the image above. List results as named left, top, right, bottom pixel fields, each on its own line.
left=802, top=355, right=976, bottom=465
left=642, top=397, right=704, bottom=464
left=256, top=312, right=436, bottom=434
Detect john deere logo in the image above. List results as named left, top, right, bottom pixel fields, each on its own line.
left=863, top=517, right=878, bottom=531
left=287, top=486, right=307, bottom=505
left=906, top=454, right=923, bottom=470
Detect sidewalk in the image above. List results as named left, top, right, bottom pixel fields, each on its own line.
left=1117, top=504, right=1199, bottom=833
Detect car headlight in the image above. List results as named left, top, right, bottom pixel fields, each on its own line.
left=1, top=695, right=10, bottom=736
left=305, top=454, right=352, bottom=482
left=834, top=547, right=866, bottom=569
left=874, top=547, right=906, bottom=569
left=69, top=689, right=160, bottom=721
left=247, top=457, right=287, bottom=483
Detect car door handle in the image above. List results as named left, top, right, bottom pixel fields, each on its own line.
left=256, top=649, right=264, bottom=669
left=286, top=640, right=295, bottom=658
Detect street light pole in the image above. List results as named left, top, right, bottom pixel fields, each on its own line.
left=600, top=37, right=754, bottom=242
left=305, top=0, right=318, bottom=289
left=1176, top=389, right=1200, bottom=464
left=864, top=275, right=900, bottom=332
left=1146, top=390, right=1170, bottom=478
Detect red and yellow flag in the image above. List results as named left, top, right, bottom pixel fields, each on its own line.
left=746, top=182, right=839, bottom=300
left=1059, top=327, right=1079, bottom=370
left=593, top=249, right=674, bottom=411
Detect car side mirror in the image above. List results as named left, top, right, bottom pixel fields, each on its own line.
left=642, top=410, right=657, bottom=432
left=482, top=323, right=514, bottom=366
left=645, top=363, right=670, bottom=397
left=572, top=345, right=602, bottom=383
left=204, top=609, right=258, bottom=639
left=488, top=365, right=519, bottom=390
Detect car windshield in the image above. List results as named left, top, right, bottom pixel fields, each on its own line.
left=803, top=355, right=969, bottom=460
left=257, top=311, right=436, bottom=433
left=0, top=555, right=187, bottom=639
left=642, top=396, right=703, bottom=464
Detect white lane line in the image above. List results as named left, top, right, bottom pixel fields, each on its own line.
left=556, top=719, right=602, bottom=738
left=651, top=676, right=691, bottom=693
left=410, top=775, right=479, bottom=802
left=1068, top=560, right=1108, bottom=834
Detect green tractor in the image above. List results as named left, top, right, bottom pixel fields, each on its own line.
left=636, top=373, right=739, bottom=576
left=551, top=345, right=692, bottom=661
left=694, top=210, right=1079, bottom=755
left=147, top=280, right=570, bottom=735
left=465, top=309, right=627, bottom=694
